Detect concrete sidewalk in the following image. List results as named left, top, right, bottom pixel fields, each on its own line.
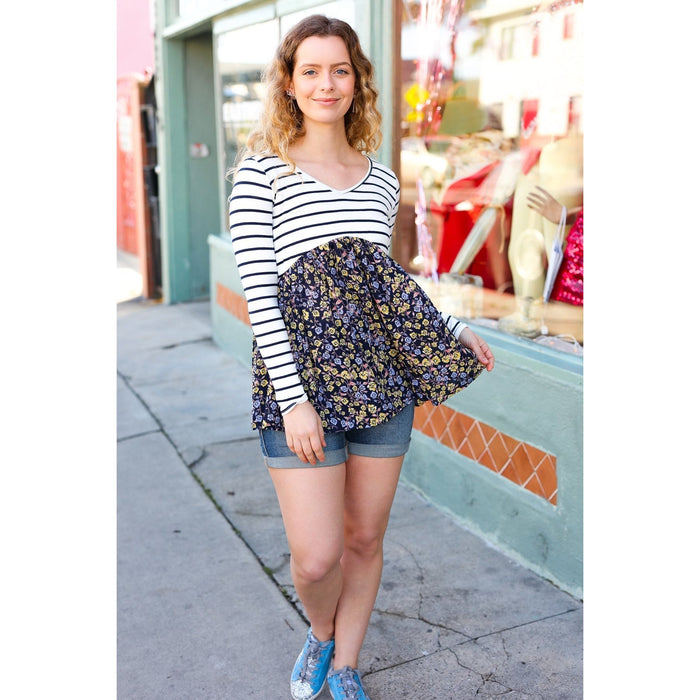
left=117, top=299, right=582, bottom=700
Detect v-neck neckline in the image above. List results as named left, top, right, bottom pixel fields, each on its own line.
left=294, top=155, right=372, bottom=193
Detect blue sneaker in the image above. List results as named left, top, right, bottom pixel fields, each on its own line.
left=290, top=628, right=335, bottom=700
left=327, top=665, right=370, bottom=699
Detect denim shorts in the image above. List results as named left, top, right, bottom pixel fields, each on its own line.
left=259, top=402, right=415, bottom=469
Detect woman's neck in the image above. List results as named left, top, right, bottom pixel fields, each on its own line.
left=290, top=123, right=357, bottom=164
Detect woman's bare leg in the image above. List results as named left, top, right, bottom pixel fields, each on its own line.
left=268, top=463, right=347, bottom=642
left=332, top=454, right=404, bottom=669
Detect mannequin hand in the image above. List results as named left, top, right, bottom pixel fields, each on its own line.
left=283, top=400, right=327, bottom=465
left=526, top=186, right=564, bottom=224
left=458, top=327, right=495, bottom=372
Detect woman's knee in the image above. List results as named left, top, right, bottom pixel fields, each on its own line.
left=292, top=549, right=343, bottom=584
left=344, top=525, right=385, bottom=560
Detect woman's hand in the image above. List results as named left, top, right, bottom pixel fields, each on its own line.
left=458, top=327, right=495, bottom=372
left=283, top=400, right=327, bottom=465
left=526, top=186, right=564, bottom=224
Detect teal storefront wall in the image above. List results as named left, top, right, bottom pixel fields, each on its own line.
left=405, top=332, right=583, bottom=598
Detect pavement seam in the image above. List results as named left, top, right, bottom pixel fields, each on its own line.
left=117, top=428, right=162, bottom=443
left=117, top=370, right=187, bottom=460
left=160, top=335, right=213, bottom=350
left=465, top=605, right=582, bottom=643
left=117, top=367, right=309, bottom=629
left=191, top=469, right=309, bottom=626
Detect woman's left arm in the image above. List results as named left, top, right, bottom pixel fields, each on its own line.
left=388, top=174, right=494, bottom=372
left=458, top=326, right=495, bottom=371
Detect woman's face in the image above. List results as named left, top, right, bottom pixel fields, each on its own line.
left=288, top=35, right=356, bottom=127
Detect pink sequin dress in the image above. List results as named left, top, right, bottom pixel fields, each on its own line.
left=551, top=210, right=583, bottom=306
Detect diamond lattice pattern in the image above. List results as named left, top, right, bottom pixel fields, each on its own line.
left=413, top=402, right=558, bottom=505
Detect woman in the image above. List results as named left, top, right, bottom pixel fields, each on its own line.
left=229, top=15, right=494, bottom=700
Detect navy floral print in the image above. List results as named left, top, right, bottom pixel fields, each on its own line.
left=251, top=237, right=485, bottom=431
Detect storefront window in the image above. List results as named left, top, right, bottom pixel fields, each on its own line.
left=397, top=0, right=584, bottom=353
left=281, top=1, right=354, bottom=35
left=218, top=18, right=279, bottom=175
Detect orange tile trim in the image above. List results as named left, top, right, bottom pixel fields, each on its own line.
left=216, top=283, right=250, bottom=326
left=216, top=285, right=557, bottom=505
left=413, top=402, right=558, bottom=506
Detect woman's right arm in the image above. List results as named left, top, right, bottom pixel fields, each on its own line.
left=229, top=158, right=309, bottom=416
left=229, top=159, right=326, bottom=464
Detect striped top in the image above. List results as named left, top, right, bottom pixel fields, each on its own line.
left=229, top=153, right=468, bottom=417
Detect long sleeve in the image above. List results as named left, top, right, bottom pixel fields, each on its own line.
left=441, top=313, right=468, bottom=340
left=229, top=159, right=308, bottom=415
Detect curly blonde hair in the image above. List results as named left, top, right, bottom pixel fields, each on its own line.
left=228, top=15, right=382, bottom=179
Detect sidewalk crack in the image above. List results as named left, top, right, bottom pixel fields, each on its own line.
left=117, top=428, right=161, bottom=442
left=118, top=370, right=190, bottom=465
left=469, top=606, right=581, bottom=643
left=373, top=607, right=472, bottom=642
left=160, top=335, right=213, bottom=350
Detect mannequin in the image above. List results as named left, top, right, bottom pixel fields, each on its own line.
left=499, top=133, right=583, bottom=336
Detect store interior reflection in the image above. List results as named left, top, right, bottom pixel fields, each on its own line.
left=397, top=0, right=584, bottom=353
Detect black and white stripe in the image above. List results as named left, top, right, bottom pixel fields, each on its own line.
left=229, top=154, right=467, bottom=416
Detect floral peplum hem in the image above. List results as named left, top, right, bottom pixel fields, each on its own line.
left=251, top=237, right=485, bottom=431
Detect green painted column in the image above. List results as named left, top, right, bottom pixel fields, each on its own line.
left=154, top=8, right=221, bottom=303
left=182, top=34, right=220, bottom=300
left=155, top=35, right=192, bottom=303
